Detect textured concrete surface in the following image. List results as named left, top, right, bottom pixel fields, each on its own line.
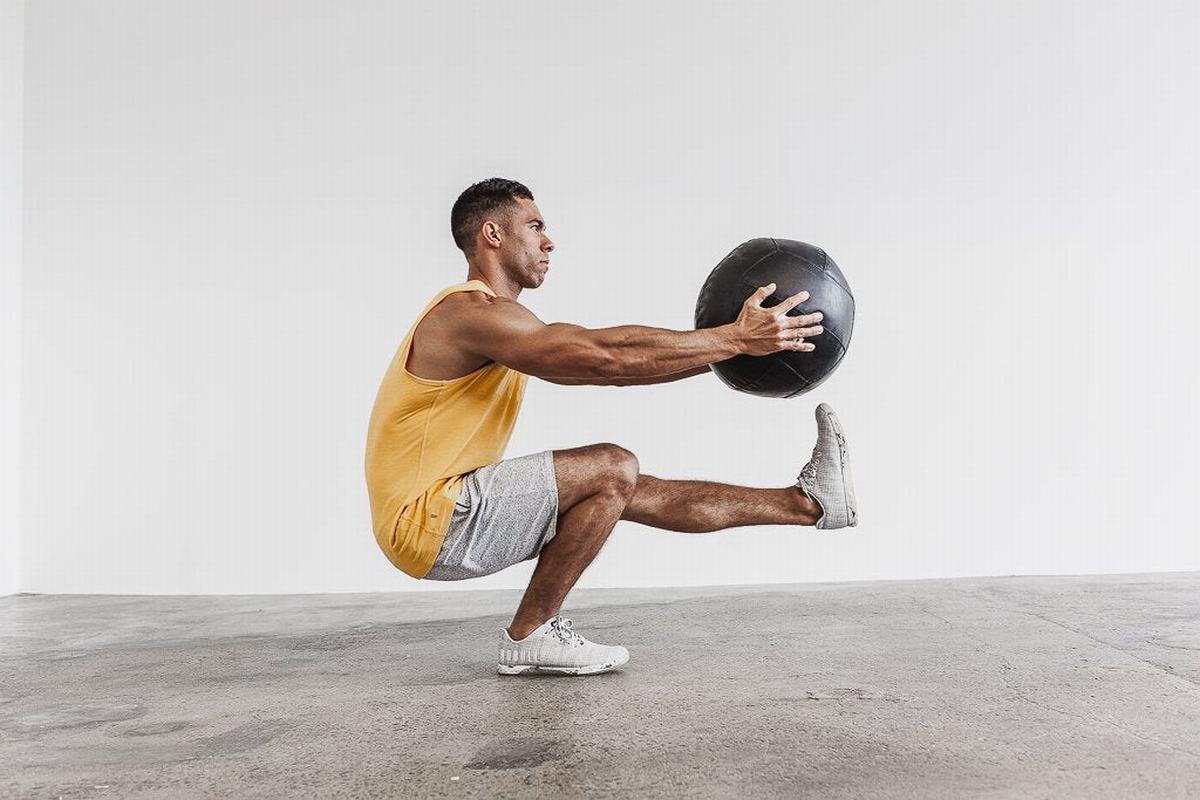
left=1, top=573, right=1198, bottom=799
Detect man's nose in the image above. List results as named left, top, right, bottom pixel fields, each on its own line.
left=542, top=236, right=554, bottom=252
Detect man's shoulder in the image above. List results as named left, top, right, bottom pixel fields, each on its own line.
left=423, top=291, right=533, bottom=343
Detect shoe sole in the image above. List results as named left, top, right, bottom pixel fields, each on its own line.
left=497, top=656, right=629, bottom=676
left=821, top=407, right=858, bottom=527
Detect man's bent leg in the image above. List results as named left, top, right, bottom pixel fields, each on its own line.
left=507, top=443, right=638, bottom=639
left=622, top=475, right=822, bottom=531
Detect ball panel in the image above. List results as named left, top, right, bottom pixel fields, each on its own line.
left=710, top=356, right=772, bottom=394
left=695, top=238, right=779, bottom=332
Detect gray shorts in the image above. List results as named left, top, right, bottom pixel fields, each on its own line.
left=423, top=450, right=560, bottom=581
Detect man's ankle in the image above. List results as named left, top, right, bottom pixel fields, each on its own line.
left=791, top=486, right=823, bottom=525
left=507, top=617, right=551, bottom=641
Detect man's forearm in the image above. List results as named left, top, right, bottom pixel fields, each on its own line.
left=537, top=364, right=710, bottom=387
left=588, top=325, right=741, bottom=379
left=602, top=364, right=711, bottom=386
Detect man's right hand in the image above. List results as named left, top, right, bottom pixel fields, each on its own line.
left=731, top=283, right=824, bottom=356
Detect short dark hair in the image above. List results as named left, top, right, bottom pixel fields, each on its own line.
left=450, top=178, right=534, bottom=256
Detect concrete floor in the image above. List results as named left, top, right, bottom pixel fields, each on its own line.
left=1, top=573, right=1198, bottom=799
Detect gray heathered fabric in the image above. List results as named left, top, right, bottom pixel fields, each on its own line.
left=423, top=450, right=559, bottom=581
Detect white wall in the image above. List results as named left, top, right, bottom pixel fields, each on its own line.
left=1, top=0, right=24, bottom=596
left=20, top=1, right=1200, bottom=594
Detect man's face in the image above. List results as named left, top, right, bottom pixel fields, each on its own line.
left=497, top=197, right=555, bottom=289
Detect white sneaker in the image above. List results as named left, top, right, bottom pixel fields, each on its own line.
left=796, top=402, right=858, bottom=530
left=497, top=615, right=630, bottom=676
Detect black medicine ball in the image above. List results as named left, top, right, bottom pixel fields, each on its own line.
left=695, top=238, right=855, bottom=398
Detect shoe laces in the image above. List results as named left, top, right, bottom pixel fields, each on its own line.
left=799, top=445, right=821, bottom=482
left=549, top=615, right=584, bottom=648
left=799, top=427, right=848, bottom=484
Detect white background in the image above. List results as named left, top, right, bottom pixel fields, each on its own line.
left=1, top=0, right=24, bottom=597
left=7, top=0, right=1198, bottom=595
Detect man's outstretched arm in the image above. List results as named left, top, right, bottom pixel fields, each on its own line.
left=458, top=282, right=824, bottom=385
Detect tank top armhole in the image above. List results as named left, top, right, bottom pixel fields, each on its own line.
left=398, top=280, right=500, bottom=386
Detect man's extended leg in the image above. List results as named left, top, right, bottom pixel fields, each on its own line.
left=624, top=404, right=856, bottom=531
left=622, top=475, right=821, bottom=531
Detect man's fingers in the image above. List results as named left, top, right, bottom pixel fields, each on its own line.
left=782, top=339, right=816, bottom=352
left=745, top=283, right=776, bottom=308
left=772, top=290, right=811, bottom=317
left=783, top=311, right=824, bottom=328
left=780, top=324, right=824, bottom=338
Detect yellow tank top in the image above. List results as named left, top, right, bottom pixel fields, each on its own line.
left=364, top=280, right=528, bottom=578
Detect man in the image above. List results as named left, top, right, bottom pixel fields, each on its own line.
left=365, top=178, right=857, bottom=676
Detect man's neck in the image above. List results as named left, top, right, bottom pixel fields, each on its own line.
left=465, top=264, right=521, bottom=300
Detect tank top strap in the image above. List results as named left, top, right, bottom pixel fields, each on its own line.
left=437, top=279, right=496, bottom=302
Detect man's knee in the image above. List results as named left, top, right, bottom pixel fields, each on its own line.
left=593, top=443, right=639, bottom=498
left=552, top=443, right=640, bottom=511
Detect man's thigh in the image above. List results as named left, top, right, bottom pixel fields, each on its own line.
left=423, top=450, right=559, bottom=581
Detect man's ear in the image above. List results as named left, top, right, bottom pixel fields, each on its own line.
left=482, top=220, right=503, bottom=249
